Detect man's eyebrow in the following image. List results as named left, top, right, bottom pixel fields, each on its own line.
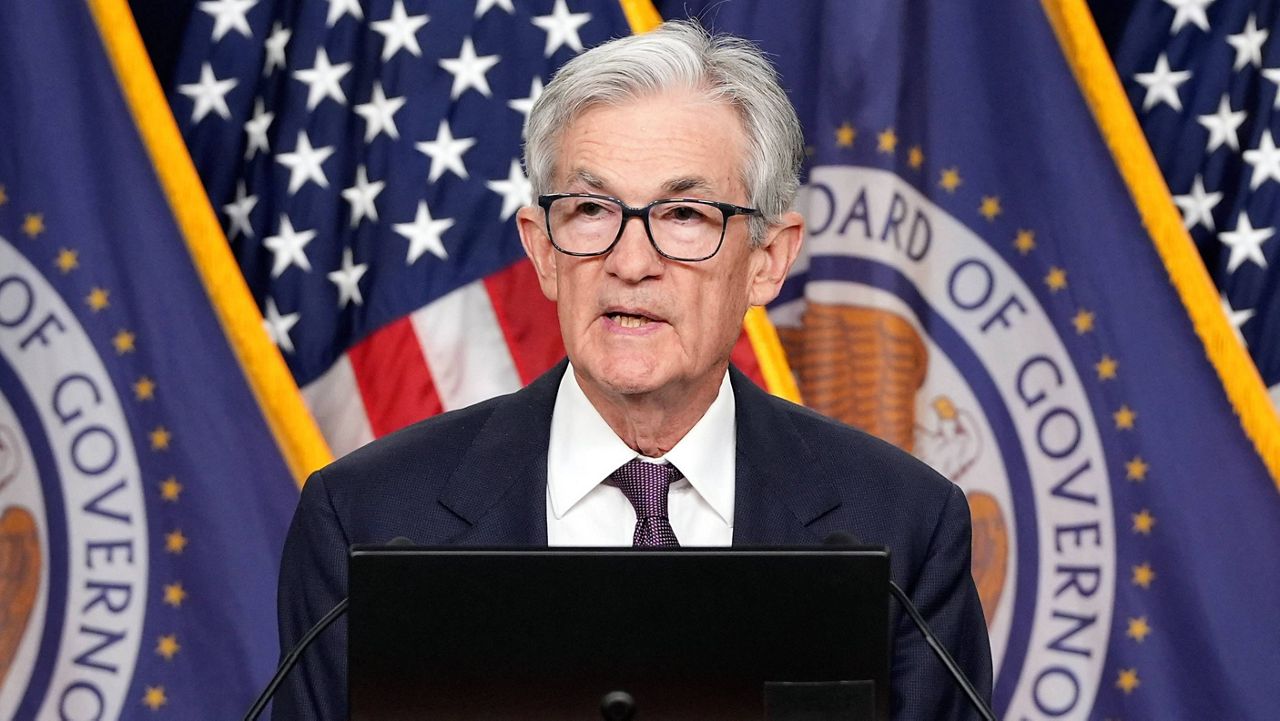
left=566, top=169, right=606, bottom=190
left=662, top=176, right=715, bottom=196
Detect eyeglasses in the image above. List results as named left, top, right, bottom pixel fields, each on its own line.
left=537, top=193, right=761, bottom=262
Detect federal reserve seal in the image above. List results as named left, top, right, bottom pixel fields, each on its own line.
left=772, top=166, right=1116, bottom=718
left=0, top=236, right=148, bottom=720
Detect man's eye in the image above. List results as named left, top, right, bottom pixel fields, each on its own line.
left=575, top=201, right=611, bottom=217
left=662, top=204, right=709, bottom=222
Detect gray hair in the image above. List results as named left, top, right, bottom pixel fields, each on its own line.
left=523, top=19, right=804, bottom=245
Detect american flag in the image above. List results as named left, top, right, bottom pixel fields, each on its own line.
left=170, top=0, right=768, bottom=456
left=1114, top=0, right=1280, bottom=409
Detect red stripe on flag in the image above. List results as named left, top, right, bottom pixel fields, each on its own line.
left=730, top=328, right=767, bottom=389
left=484, top=259, right=565, bottom=384
left=348, top=316, right=442, bottom=437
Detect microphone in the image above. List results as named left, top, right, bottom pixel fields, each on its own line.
left=243, top=537, right=415, bottom=721
left=823, top=533, right=996, bottom=721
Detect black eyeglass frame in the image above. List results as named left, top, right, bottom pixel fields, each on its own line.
left=537, top=192, right=761, bottom=262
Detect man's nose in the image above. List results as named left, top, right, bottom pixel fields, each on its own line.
left=603, top=214, right=664, bottom=281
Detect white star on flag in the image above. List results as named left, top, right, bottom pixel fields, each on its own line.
left=531, top=0, right=592, bottom=57
left=1244, top=131, right=1280, bottom=190
left=276, top=131, right=335, bottom=194
left=1134, top=53, right=1192, bottom=111
left=263, top=22, right=291, bottom=75
left=1173, top=175, right=1222, bottom=231
left=486, top=158, right=532, bottom=221
left=325, top=0, right=362, bottom=27
left=1227, top=14, right=1269, bottom=71
left=415, top=119, right=477, bottom=182
left=264, top=215, right=317, bottom=277
left=508, top=76, right=544, bottom=134
left=354, top=82, right=406, bottom=142
left=199, top=0, right=257, bottom=42
left=1221, top=295, right=1256, bottom=347
left=475, top=0, right=514, bottom=18
left=372, top=0, right=430, bottom=61
left=342, top=165, right=386, bottom=226
left=244, top=98, right=273, bottom=159
left=223, top=182, right=258, bottom=239
left=178, top=63, right=237, bottom=123
left=1163, top=0, right=1214, bottom=34
left=327, top=248, right=369, bottom=308
left=439, top=37, right=501, bottom=99
left=1263, top=67, right=1280, bottom=108
left=396, top=201, right=455, bottom=264
left=262, top=297, right=300, bottom=353
left=1197, top=94, right=1246, bottom=153
left=293, top=47, right=352, bottom=110
left=1219, top=212, right=1273, bottom=274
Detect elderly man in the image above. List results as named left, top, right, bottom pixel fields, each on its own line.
left=275, top=20, right=991, bottom=720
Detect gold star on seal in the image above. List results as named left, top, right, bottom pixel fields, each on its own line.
left=113, top=329, right=136, bottom=354
left=877, top=127, right=898, bottom=153
left=156, top=634, right=180, bottom=661
left=1132, top=562, right=1156, bottom=589
left=0, top=185, right=8, bottom=205
left=979, top=196, right=1002, bottom=221
left=939, top=167, right=962, bottom=192
left=86, top=287, right=110, bottom=312
left=150, top=426, right=171, bottom=451
left=1113, top=405, right=1137, bottom=430
left=142, top=685, right=168, bottom=710
left=133, top=376, right=156, bottom=401
left=165, top=529, right=188, bottom=554
left=835, top=122, right=856, bottom=148
left=1072, top=309, right=1095, bottom=334
left=160, top=476, right=183, bottom=502
left=1116, top=668, right=1140, bottom=694
left=908, top=146, right=924, bottom=169
left=23, top=213, right=45, bottom=238
left=1132, top=509, right=1156, bottom=535
left=1014, top=229, right=1036, bottom=254
left=1127, top=617, right=1152, bottom=643
left=163, top=582, right=187, bottom=607
left=1095, top=355, right=1118, bottom=380
left=1045, top=267, right=1068, bottom=292
left=1126, top=456, right=1149, bottom=481
left=55, top=248, right=78, bottom=273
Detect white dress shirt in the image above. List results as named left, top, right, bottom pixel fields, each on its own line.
left=545, top=364, right=736, bottom=546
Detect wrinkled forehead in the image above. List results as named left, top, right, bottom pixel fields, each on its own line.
left=549, top=91, right=751, bottom=198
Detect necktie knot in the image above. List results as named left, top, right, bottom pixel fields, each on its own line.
left=609, top=459, right=682, bottom=547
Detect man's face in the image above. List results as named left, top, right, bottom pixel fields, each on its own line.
left=517, top=90, right=802, bottom=403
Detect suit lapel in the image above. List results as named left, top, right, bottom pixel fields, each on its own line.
left=433, top=362, right=839, bottom=547
left=730, top=368, right=842, bottom=546
left=436, top=361, right=567, bottom=546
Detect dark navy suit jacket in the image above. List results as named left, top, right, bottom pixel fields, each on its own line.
left=273, top=361, right=992, bottom=720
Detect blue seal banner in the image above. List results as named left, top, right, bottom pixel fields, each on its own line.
left=662, top=0, right=1280, bottom=718
left=0, top=0, right=320, bottom=718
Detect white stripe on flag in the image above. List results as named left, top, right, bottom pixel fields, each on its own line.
left=301, top=353, right=376, bottom=458
left=410, top=280, right=523, bottom=411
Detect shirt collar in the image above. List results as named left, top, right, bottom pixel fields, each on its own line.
left=547, top=364, right=735, bottom=525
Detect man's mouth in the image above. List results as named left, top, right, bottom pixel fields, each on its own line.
left=607, top=312, right=653, bottom=328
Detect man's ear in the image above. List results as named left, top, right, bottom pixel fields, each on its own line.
left=747, top=210, right=804, bottom=306
left=516, top=205, right=559, bottom=302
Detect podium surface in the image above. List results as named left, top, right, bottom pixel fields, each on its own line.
left=348, top=547, right=891, bottom=720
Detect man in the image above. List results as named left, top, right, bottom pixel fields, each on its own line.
left=275, top=20, right=991, bottom=720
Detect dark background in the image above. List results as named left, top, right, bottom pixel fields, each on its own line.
left=129, top=1, right=1134, bottom=91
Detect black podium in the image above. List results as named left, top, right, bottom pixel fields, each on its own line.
left=348, top=547, right=891, bottom=720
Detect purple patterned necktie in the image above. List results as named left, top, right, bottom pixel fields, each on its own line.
left=610, top=459, right=682, bottom=548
